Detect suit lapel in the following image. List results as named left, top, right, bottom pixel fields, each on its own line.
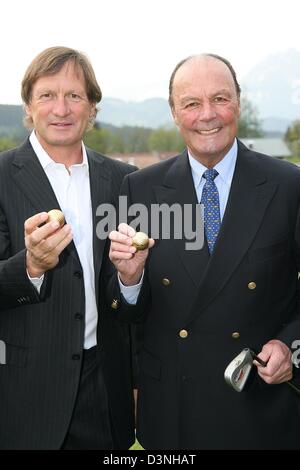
left=153, top=151, right=209, bottom=287
left=87, top=149, right=112, bottom=302
left=185, top=142, right=278, bottom=325
left=11, top=139, right=60, bottom=213
left=11, top=138, right=80, bottom=264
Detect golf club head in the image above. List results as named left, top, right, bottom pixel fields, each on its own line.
left=224, top=348, right=254, bottom=392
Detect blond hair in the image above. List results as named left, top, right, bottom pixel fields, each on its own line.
left=21, top=46, right=102, bottom=129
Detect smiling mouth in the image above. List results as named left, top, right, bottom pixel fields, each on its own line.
left=197, top=128, right=220, bottom=135
left=51, top=123, right=72, bottom=127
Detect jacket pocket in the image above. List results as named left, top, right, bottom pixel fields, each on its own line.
left=0, top=341, right=28, bottom=367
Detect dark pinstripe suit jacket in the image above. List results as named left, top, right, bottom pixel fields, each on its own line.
left=0, top=138, right=136, bottom=449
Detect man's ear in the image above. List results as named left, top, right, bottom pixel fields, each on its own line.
left=25, top=104, right=31, bottom=118
left=90, top=103, right=97, bottom=118
left=171, top=107, right=179, bottom=126
left=237, top=99, right=241, bottom=118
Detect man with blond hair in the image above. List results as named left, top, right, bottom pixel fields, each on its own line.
left=0, top=46, right=136, bottom=449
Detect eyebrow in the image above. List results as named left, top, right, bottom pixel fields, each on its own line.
left=34, top=87, right=86, bottom=95
left=213, top=89, right=233, bottom=96
left=180, top=89, right=234, bottom=102
left=34, top=88, right=52, bottom=93
left=179, top=96, right=199, bottom=104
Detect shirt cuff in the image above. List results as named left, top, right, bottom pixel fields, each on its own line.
left=118, top=271, right=144, bottom=305
left=27, top=270, right=44, bottom=294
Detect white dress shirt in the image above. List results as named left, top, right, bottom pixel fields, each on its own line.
left=188, top=139, right=238, bottom=218
left=29, top=131, right=97, bottom=349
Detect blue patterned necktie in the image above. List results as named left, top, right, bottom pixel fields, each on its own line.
left=201, top=169, right=221, bottom=254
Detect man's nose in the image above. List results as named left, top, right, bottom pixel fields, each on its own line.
left=52, top=96, right=71, bottom=116
left=198, top=102, right=217, bottom=121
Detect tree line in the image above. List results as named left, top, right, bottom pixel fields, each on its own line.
left=1, top=96, right=298, bottom=156
left=285, top=120, right=300, bottom=158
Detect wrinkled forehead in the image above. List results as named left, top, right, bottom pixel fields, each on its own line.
left=42, top=59, right=85, bottom=81
left=173, top=57, right=237, bottom=97
left=31, top=60, right=87, bottom=92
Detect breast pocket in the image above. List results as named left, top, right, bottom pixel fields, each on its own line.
left=0, top=341, right=28, bottom=367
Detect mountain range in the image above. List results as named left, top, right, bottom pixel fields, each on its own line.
left=98, top=97, right=173, bottom=128
left=242, top=49, right=300, bottom=132
left=98, top=49, right=300, bottom=133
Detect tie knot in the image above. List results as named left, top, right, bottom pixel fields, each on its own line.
left=203, top=168, right=218, bottom=182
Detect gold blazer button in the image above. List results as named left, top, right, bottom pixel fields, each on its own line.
left=232, top=331, right=240, bottom=339
left=248, top=282, right=257, bottom=290
left=162, top=278, right=171, bottom=286
left=179, top=329, right=188, bottom=338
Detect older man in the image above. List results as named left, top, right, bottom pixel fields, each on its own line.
left=109, top=54, right=300, bottom=449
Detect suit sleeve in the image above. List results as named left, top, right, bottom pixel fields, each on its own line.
left=105, top=173, right=151, bottom=323
left=277, top=200, right=300, bottom=350
left=0, top=204, right=43, bottom=311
